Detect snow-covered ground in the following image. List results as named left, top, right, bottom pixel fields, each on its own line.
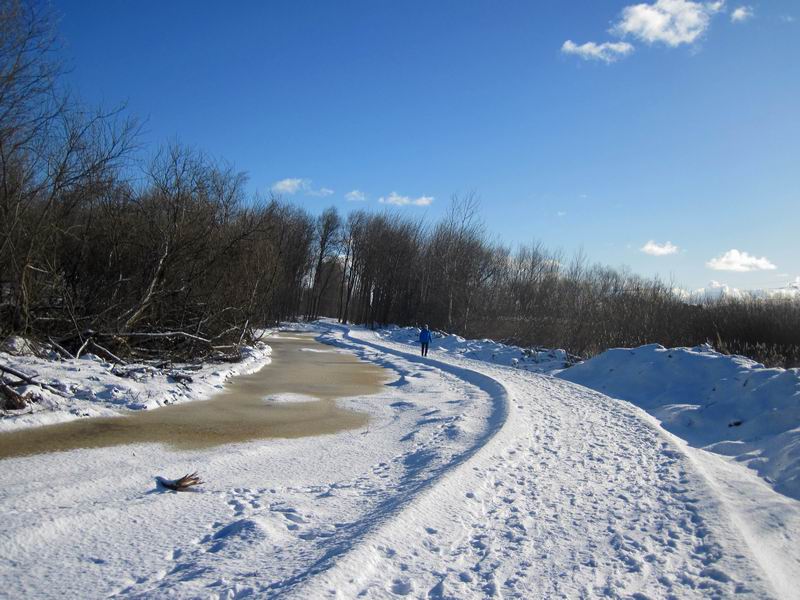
left=559, top=343, right=800, bottom=501
left=375, top=326, right=578, bottom=374
left=1, top=323, right=798, bottom=598
left=380, top=326, right=800, bottom=501
left=0, top=340, right=271, bottom=431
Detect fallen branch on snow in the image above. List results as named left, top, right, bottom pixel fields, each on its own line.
left=0, top=363, right=68, bottom=398
left=0, top=378, right=29, bottom=409
left=47, top=337, right=75, bottom=359
left=118, top=332, right=211, bottom=343
left=157, top=472, right=204, bottom=491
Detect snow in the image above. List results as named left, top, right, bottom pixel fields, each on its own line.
left=373, top=325, right=578, bottom=373
left=673, top=278, right=800, bottom=301
left=1, top=322, right=798, bottom=598
left=378, top=327, right=800, bottom=503
left=558, top=343, right=800, bottom=501
left=297, top=326, right=780, bottom=599
left=0, top=343, right=271, bottom=432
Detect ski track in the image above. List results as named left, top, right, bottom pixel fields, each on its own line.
left=0, top=323, right=785, bottom=599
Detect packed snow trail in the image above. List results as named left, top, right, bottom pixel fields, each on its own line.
left=246, top=330, right=509, bottom=597
left=289, top=326, right=776, bottom=599
left=0, top=324, right=787, bottom=598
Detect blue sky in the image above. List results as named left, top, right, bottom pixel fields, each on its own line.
left=53, top=0, right=798, bottom=291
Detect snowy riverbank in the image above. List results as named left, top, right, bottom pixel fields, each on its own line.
left=3, top=323, right=798, bottom=502
left=0, top=339, right=272, bottom=432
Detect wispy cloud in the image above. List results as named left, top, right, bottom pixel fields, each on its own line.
left=779, top=15, right=795, bottom=23
left=731, top=6, right=754, bottom=22
left=345, top=190, right=366, bottom=202
left=378, top=192, right=434, bottom=207
left=613, top=0, right=724, bottom=47
left=706, top=249, right=777, bottom=272
left=271, top=178, right=333, bottom=197
left=641, top=240, right=679, bottom=256
left=308, top=187, right=334, bottom=197
left=561, top=40, right=634, bottom=63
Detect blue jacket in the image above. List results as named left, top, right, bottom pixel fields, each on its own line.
left=419, top=329, right=432, bottom=344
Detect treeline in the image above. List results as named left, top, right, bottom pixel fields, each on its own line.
left=1, top=0, right=798, bottom=367
left=313, top=200, right=800, bottom=368
left=0, top=1, right=313, bottom=359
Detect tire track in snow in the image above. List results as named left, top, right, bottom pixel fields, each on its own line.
left=253, top=324, right=511, bottom=596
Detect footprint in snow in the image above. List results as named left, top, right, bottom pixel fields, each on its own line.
left=282, top=512, right=306, bottom=524
left=389, top=579, right=412, bottom=595
left=390, top=401, right=415, bottom=409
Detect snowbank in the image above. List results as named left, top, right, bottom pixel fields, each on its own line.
left=0, top=341, right=271, bottom=432
left=558, top=344, right=800, bottom=500
left=374, top=325, right=577, bottom=373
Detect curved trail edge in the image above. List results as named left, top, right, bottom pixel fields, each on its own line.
left=263, top=324, right=510, bottom=595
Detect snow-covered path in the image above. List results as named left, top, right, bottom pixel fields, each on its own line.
left=1, top=324, right=792, bottom=599
left=295, top=327, right=776, bottom=599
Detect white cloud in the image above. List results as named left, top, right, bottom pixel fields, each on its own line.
left=780, top=15, right=795, bottom=23
left=271, top=178, right=306, bottom=195
left=378, top=192, right=434, bottom=207
left=561, top=40, right=634, bottom=63
left=731, top=6, right=753, bottom=22
left=641, top=240, right=679, bottom=256
left=706, top=249, right=777, bottom=272
left=345, top=190, right=366, bottom=202
left=556, top=211, right=567, bottom=217
left=613, top=0, right=724, bottom=47
left=271, top=178, right=333, bottom=197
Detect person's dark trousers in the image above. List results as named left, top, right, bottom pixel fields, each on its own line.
left=421, top=343, right=429, bottom=357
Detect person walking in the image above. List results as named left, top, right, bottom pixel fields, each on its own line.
left=419, top=324, right=432, bottom=357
